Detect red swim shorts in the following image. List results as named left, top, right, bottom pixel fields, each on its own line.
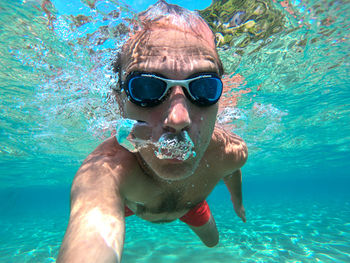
left=179, top=200, right=211, bottom=227
left=124, top=205, right=135, bottom=217
left=124, top=200, right=211, bottom=227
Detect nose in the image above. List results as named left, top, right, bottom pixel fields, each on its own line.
left=163, top=86, right=191, bottom=133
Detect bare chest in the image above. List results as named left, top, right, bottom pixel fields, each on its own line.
left=122, top=143, right=231, bottom=222
left=124, top=173, right=220, bottom=223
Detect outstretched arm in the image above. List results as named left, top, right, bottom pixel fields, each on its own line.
left=57, top=156, right=125, bottom=263
left=223, top=169, right=246, bottom=223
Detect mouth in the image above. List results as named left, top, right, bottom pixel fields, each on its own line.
left=154, top=131, right=196, bottom=161
left=157, top=149, right=192, bottom=162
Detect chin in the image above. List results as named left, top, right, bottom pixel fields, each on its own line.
left=153, top=155, right=203, bottom=181
left=137, top=145, right=203, bottom=181
left=155, top=163, right=194, bottom=181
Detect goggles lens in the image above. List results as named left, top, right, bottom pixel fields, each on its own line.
left=128, top=76, right=166, bottom=104
left=123, top=72, right=223, bottom=107
left=189, top=77, right=223, bottom=105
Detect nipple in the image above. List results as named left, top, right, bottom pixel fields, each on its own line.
left=115, top=118, right=196, bottom=161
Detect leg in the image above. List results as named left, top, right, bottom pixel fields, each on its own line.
left=188, top=213, right=219, bottom=247
left=179, top=201, right=219, bottom=247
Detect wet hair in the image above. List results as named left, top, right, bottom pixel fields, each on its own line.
left=112, top=0, right=223, bottom=89
left=137, top=0, right=216, bottom=43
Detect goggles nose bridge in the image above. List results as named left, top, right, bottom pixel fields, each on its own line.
left=163, top=79, right=194, bottom=103
left=164, top=79, right=190, bottom=89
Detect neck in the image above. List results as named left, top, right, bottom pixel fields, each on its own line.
left=134, top=152, right=189, bottom=187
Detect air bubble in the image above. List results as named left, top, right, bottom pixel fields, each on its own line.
left=115, top=118, right=138, bottom=152
left=154, top=131, right=196, bottom=161
left=115, top=118, right=196, bottom=161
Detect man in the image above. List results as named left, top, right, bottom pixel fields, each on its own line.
left=57, top=1, right=247, bottom=262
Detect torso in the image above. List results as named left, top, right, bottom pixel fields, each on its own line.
left=113, top=126, right=246, bottom=223
left=123, top=158, right=222, bottom=223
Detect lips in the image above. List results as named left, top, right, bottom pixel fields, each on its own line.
left=155, top=142, right=195, bottom=161
left=154, top=131, right=196, bottom=161
left=157, top=148, right=189, bottom=161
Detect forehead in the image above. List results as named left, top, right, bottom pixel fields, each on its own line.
left=122, top=29, right=221, bottom=79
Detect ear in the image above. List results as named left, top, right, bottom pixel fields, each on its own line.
left=113, top=90, right=127, bottom=117
left=111, top=52, right=127, bottom=116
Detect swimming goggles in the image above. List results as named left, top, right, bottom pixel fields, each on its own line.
left=121, top=72, right=223, bottom=107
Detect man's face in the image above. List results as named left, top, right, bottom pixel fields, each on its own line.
left=119, top=28, right=221, bottom=181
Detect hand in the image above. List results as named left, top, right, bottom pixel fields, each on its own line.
left=234, top=203, right=246, bottom=223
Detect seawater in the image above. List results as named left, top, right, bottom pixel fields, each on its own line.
left=0, top=0, right=350, bottom=262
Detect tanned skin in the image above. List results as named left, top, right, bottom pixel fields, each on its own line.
left=57, top=3, right=248, bottom=263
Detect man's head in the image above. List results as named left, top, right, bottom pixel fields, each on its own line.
left=113, top=0, right=224, bottom=181
left=114, top=0, right=223, bottom=78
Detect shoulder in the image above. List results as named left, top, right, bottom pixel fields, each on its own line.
left=209, top=124, right=248, bottom=170
left=73, top=136, right=139, bottom=191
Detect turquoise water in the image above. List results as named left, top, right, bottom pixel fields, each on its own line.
left=1, top=0, right=349, bottom=262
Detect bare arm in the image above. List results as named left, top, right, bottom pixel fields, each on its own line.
left=213, top=125, right=247, bottom=222
left=57, top=155, right=125, bottom=263
left=223, top=169, right=246, bottom=222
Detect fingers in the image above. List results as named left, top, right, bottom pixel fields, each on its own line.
left=234, top=206, right=246, bottom=223
left=240, top=210, right=246, bottom=223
